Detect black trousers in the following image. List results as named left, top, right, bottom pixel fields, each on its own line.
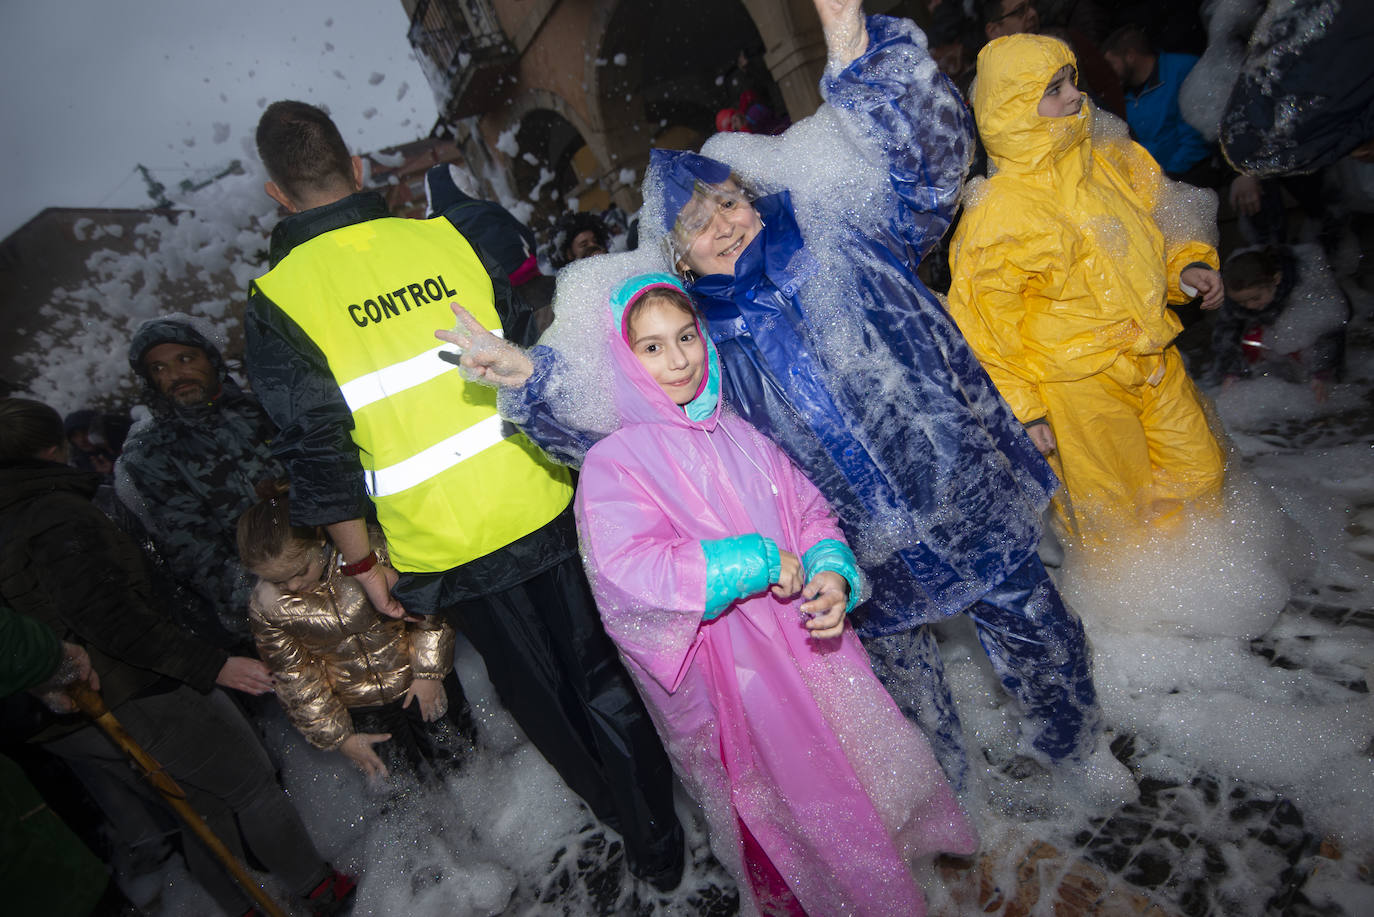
left=350, top=672, right=476, bottom=782
left=45, top=686, right=329, bottom=914
left=443, top=556, right=684, bottom=885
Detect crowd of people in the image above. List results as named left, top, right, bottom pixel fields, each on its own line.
left=1, top=1, right=1366, bottom=916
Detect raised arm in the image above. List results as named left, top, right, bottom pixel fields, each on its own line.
left=819, top=12, right=975, bottom=257
left=437, top=302, right=607, bottom=467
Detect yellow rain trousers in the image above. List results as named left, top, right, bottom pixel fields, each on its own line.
left=948, top=33, right=1225, bottom=543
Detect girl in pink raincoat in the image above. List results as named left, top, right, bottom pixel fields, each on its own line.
left=574, top=273, right=977, bottom=916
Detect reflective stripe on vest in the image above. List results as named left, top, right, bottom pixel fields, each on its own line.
left=364, top=413, right=510, bottom=497
left=338, top=333, right=503, bottom=413
left=253, top=215, right=571, bottom=573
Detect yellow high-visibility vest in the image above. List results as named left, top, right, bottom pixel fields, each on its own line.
left=253, top=215, right=571, bottom=572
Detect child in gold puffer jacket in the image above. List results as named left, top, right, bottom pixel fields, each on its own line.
left=237, top=491, right=473, bottom=780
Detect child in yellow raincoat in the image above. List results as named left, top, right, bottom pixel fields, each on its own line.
left=948, top=33, right=1227, bottom=543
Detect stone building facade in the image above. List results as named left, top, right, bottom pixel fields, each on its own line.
left=402, top=0, right=928, bottom=230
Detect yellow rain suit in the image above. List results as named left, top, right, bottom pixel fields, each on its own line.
left=948, top=34, right=1225, bottom=543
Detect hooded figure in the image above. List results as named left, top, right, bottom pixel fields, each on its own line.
left=575, top=274, right=976, bottom=917
left=947, top=34, right=1226, bottom=542
left=507, top=15, right=1101, bottom=788
left=116, top=315, right=283, bottom=643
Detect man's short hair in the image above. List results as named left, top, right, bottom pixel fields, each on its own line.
left=256, top=101, right=355, bottom=202
left=1101, top=25, right=1152, bottom=58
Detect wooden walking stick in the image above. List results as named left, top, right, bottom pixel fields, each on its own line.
left=66, top=682, right=290, bottom=917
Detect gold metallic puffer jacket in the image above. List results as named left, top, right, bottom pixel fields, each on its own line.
left=248, top=544, right=455, bottom=750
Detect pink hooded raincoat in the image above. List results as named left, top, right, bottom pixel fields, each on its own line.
left=574, top=276, right=977, bottom=916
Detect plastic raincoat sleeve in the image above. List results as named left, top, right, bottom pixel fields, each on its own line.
left=497, top=345, right=607, bottom=468
left=244, top=289, right=374, bottom=527
left=947, top=220, right=1053, bottom=422
left=576, top=453, right=710, bottom=695
left=1098, top=139, right=1219, bottom=302
left=26, top=513, right=228, bottom=693
left=820, top=15, right=975, bottom=257
left=701, top=534, right=781, bottom=621
left=406, top=615, right=455, bottom=679
left=249, top=593, right=353, bottom=750
left=0, top=604, right=62, bottom=697
left=801, top=539, right=863, bottom=614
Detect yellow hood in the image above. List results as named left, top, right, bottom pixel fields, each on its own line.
left=974, top=34, right=1092, bottom=184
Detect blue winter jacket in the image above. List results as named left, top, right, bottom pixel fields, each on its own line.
left=1124, top=52, right=1213, bottom=177
left=507, top=16, right=1057, bottom=636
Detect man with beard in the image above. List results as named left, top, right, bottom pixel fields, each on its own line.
left=114, top=315, right=287, bottom=652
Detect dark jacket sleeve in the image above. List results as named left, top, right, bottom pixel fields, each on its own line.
left=0, top=604, right=63, bottom=697
left=441, top=211, right=542, bottom=348
left=1209, top=302, right=1252, bottom=380
left=1220, top=1, right=1374, bottom=176
left=245, top=287, right=372, bottom=528
left=27, top=505, right=228, bottom=692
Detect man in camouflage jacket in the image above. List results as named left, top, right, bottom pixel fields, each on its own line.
left=115, top=316, right=284, bottom=646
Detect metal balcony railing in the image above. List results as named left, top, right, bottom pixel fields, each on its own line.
left=408, top=0, right=518, bottom=120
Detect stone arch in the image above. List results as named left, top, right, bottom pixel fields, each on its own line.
left=492, top=91, right=596, bottom=231
left=586, top=1, right=796, bottom=209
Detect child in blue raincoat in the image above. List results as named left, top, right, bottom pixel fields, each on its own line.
left=441, top=0, right=1109, bottom=792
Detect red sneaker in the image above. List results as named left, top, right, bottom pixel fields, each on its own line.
left=305, top=870, right=358, bottom=916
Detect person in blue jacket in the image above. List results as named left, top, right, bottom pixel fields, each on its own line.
left=1101, top=25, right=1215, bottom=182
left=440, top=0, right=1111, bottom=794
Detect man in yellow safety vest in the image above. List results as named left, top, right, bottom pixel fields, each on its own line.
left=243, top=101, right=684, bottom=891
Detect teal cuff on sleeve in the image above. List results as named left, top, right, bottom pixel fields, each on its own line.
left=802, top=538, right=863, bottom=614
left=701, top=534, right=780, bottom=621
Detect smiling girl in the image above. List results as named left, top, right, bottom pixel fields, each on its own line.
left=574, top=273, right=975, bottom=916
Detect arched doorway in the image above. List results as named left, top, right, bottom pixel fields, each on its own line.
left=596, top=0, right=787, bottom=155
left=507, top=107, right=590, bottom=230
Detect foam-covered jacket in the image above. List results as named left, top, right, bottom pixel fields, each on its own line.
left=117, top=317, right=283, bottom=643
left=249, top=539, right=455, bottom=751
left=513, top=16, right=1057, bottom=636
left=0, top=460, right=228, bottom=738
left=1221, top=0, right=1374, bottom=176
left=576, top=274, right=975, bottom=916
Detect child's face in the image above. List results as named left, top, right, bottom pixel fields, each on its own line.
left=1037, top=65, right=1083, bottom=118
left=1232, top=278, right=1280, bottom=312
left=677, top=184, right=762, bottom=278
left=253, top=541, right=329, bottom=593
left=627, top=296, right=706, bottom=406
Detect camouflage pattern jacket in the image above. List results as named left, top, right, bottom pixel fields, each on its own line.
left=116, top=318, right=284, bottom=645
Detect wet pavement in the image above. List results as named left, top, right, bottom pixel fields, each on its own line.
left=930, top=319, right=1374, bottom=917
